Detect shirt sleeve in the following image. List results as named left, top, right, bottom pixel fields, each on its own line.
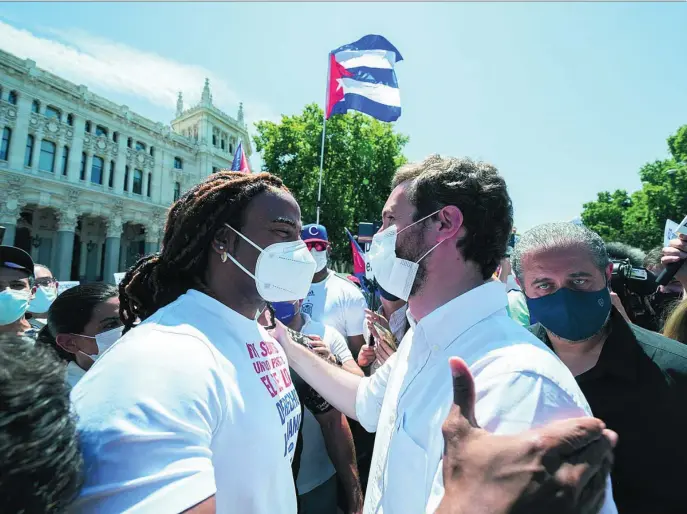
left=355, top=352, right=397, bottom=432
left=344, top=288, right=367, bottom=337
left=69, top=329, right=225, bottom=514
left=425, top=372, right=618, bottom=514
left=326, top=326, right=354, bottom=363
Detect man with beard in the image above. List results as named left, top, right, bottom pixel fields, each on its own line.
left=513, top=222, right=687, bottom=514
left=274, top=156, right=617, bottom=513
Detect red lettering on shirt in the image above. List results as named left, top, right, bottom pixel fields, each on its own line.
left=246, top=343, right=259, bottom=360
left=281, top=367, right=292, bottom=388
left=272, top=371, right=284, bottom=393
left=260, top=375, right=278, bottom=397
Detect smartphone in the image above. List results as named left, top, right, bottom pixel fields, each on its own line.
left=372, top=321, right=397, bottom=351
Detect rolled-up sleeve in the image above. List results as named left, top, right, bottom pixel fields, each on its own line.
left=355, top=353, right=397, bottom=432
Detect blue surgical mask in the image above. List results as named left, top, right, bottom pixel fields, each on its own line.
left=271, top=301, right=299, bottom=325
left=29, top=285, right=57, bottom=314
left=526, top=287, right=611, bottom=341
left=0, top=288, right=32, bottom=326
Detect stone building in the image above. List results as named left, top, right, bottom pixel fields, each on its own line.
left=0, top=49, right=251, bottom=283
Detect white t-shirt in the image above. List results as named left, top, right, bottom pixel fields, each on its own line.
left=69, top=290, right=301, bottom=514
left=301, top=271, right=367, bottom=340
left=295, top=313, right=353, bottom=494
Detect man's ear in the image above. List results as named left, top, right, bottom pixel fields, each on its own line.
left=605, top=262, right=614, bottom=284
left=55, top=334, right=80, bottom=355
left=435, top=205, right=464, bottom=244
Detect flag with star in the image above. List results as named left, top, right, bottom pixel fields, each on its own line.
left=326, top=35, right=403, bottom=122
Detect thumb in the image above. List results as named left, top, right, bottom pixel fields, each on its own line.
left=448, top=357, right=478, bottom=428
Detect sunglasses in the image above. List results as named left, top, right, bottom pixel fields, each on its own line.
left=35, top=277, right=57, bottom=287
left=305, top=241, right=329, bottom=252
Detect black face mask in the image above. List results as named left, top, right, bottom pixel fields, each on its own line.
left=378, top=284, right=400, bottom=302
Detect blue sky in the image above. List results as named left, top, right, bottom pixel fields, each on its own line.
left=1, top=2, right=685, bottom=231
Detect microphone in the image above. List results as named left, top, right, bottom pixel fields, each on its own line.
left=656, top=260, right=685, bottom=286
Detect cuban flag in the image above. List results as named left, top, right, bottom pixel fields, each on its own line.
left=327, top=35, right=403, bottom=123
left=230, top=141, right=251, bottom=173
left=345, top=228, right=371, bottom=293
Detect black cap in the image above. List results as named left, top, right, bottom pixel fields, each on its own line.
left=0, top=246, right=35, bottom=276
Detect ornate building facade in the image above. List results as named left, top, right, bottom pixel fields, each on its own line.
left=0, top=49, right=251, bottom=283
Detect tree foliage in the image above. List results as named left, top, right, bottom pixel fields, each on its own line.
left=254, top=104, right=409, bottom=264
left=581, top=125, right=687, bottom=252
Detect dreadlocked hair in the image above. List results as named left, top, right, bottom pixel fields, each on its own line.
left=118, top=171, right=288, bottom=333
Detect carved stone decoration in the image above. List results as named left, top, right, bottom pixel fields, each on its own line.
left=105, top=218, right=123, bottom=239
left=0, top=177, right=25, bottom=224
left=96, top=138, right=107, bottom=151
left=65, top=129, right=74, bottom=139
left=46, top=120, right=59, bottom=134
left=6, top=107, right=16, bottom=118
left=82, top=135, right=92, bottom=152
left=111, top=199, right=124, bottom=219
left=56, top=188, right=81, bottom=231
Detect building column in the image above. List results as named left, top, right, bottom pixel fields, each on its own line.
left=8, top=96, right=32, bottom=171
left=55, top=216, right=77, bottom=281
left=30, top=238, right=40, bottom=262
left=95, top=240, right=104, bottom=279
left=118, top=233, right=128, bottom=271
left=78, top=241, right=87, bottom=279
left=67, top=117, right=86, bottom=182
left=30, top=135, right=42, bottom=171
left=85, top=241, right=98, bottom=281
left=103, top=221, right=122, bottom=285
left=84, top=153, right=93, bottom=183
left=0, top=222, right=16, bottom=246
left=127, top=166, right=135, bottom=192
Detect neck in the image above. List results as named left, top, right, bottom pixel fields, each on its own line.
left=409, top=265, right=485, bottom=322
left=547, top=323, right=610, bottom=376
left=288, top=313, right=305, bottom=332
left=380, top=297, right=405, bottom=318
left=312, top=268, right=329, bottom=283
left=76, top=352, right=94, bottom=372
left=0, top=317, right=30, bottom=335
left=211, top=285, right=265, bottom=320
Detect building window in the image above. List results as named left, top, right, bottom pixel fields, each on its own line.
left=31, top=100, right=40, bottom=114
left=0, top=127, right=11, bottom=161
left=61, top=146, right=69, bottom=175
left=212, top=134, right=217, bottom=146
left=85, top=121, right=92, bottom=133
left=38, top=140, right=56, bottom=173
left=124, top=166, right=130, bottom=191
left=8, top=91, right=17, bottom=105
left=127, top=137, right=132, bottom=148
left=133, top=169, right=143, bottom=194
left=95, top=125, right=108, bottom=137
left=230, top=143, right=234, bottom=154
left=91, top=156, right=104, bottom=185
left=108, top=161, right=115, bottom=187
left=113, top=131, right=118, bottom=143
left=135, top=141, right=146, bottom=152
left=147, top=172, right=152, bottom=197
left=221, top=140, right=225, bottom=150
left=149, top=146, right=154, bottom=157
left=45, top=106, right=61, bottom=121
left=174, top=157, right=183, bottom=169
left=24, top=135, right=34, bottom=167
left=80, top=152, right=87, bottom=180
left=66, top=113, right=74, bottom=126
left=173, top=181, right=181, bottom=201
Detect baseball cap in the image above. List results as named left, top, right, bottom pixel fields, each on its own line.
left=0, top=246, right=35, bottom=276
left=301, top=224, right=329, bottom=244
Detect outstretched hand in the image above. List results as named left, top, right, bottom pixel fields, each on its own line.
left=436, top=357, right=617, bottom=514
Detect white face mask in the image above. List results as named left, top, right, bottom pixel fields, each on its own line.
left=368, top=210, right=444, bottom=302
left=29, top=285, right=57, bottom=313
left=78, top=325, right=124, bottom=362
left=310, top=249, right=328, bottom=273
left=224, top=224, right=317, bottom=302
left=0, top=288, right=31, bottom=325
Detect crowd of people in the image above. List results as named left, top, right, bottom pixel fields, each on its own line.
left=1, top=154, right=686, bottom=514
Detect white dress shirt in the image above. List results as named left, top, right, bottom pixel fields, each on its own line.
left=355, top=281, right=617, bottom=514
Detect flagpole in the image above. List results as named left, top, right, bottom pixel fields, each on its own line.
left=316, top=53, right=331, bottom=225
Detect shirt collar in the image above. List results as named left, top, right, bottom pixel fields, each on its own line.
left=184, top=289, right=261, bottom=334
left=409, top=281, right=508, bottom=351
left=533, top=307, right=640, bottom=383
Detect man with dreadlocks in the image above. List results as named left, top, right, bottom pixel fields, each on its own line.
left=69, top=172, right=321, bottom=514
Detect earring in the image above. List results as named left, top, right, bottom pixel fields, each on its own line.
left=219, top=245, right=224, bottom=250
left=220, top=252, right=227, bottom=263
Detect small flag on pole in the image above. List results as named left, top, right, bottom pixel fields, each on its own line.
left=345, top=228, right=370, bottom=293
left=230, top=141, right=251, bottom=173
left=327, top=35, right=403, bottom=122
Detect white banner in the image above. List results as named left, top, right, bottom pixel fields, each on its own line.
left=57, top=281, right=80, bottom=295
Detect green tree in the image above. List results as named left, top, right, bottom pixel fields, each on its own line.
left=254, top=104, right=408, bottom=265
left=580, top=125, right=687, bottom=251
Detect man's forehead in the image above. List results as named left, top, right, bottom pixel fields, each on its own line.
left=523, top=245, right=600, bottom=275
left=384, top=182, right=413, bottom=213
left=34, top=266, right=53, bottom=279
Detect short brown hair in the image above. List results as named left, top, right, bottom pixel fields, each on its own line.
left=394, top=155, right=513, bottom=279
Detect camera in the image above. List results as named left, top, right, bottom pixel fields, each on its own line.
left=610, top=259, right=660, bottom=330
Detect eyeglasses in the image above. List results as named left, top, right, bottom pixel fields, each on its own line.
left=35, top=277, right=57, bottom=287
left=305, top=241, right=329, bottom=252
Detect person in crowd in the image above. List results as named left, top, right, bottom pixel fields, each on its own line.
left=497, top=253, right=530, bottom=326
left=512, top=222, right=687, bottom=514
left=0, top=245, right=37, bottom=337
left=274, top=155, right=617, bottom=514
left=643, top=246, right=685, bottom=325
left=0, top=333, right=84, bottom=513
left=270, top=300, right=363, bottom=514
left=300, top=224, right=367, bottom=356
left=26, top=263, right=58, bottom=330
left=35, top=283, right=122, bottom=388
left=660, top=232, right=687, bottom=296
left=663, top=299, right=687, bottom=344
left=436, top=357, right=617, bottom=514
left=357, top=285, right=408, bottom=373
left=69, top=172, right=318, bottom=513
